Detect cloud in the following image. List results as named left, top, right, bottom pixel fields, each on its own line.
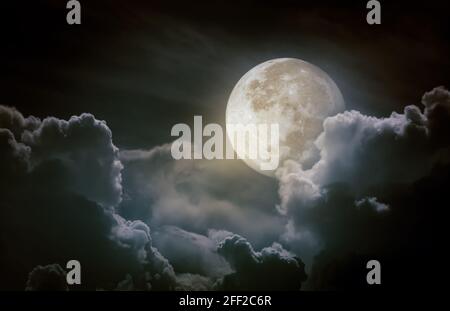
left=110, top=226, right=309, bottom=291
left=0, top=106, right=123, bottom=207
left=114, top=274, right=135, bottom=291
left=422, top=86, right=450, bottom=147
left=0, top=105, right=40, bottom=139
left=0, top=128, right=30, bottom=184
left=355, top=197, right=389, bottom=213
left=215, top=234, right=307, bottom=290
left=313, top=106, right=430, bottom=187
left=152, top=226, right=231, bottom=278
left=1, top=105, right=302, bottom=291
left=0, top=106, right=178, bottom=290
left=111, top=216, right=152, bottom=263
left=278, top=86, right=450, bottom=217
left=119, top=144, right=284, bottom=249
left=275, top=87, right=450, bottom=288
left=21, top=114, right=123, bottom=207
left=110, top=215, right=179, bottom=291
left=2, top=86, right=447, bottom=291
left=25, top=264, right=68, bottom=291
left=174, top=273, right=215, bottom=291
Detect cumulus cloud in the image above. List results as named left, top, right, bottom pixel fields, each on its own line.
left=110, top=226, right=308, bottom=291
left=0, top=106, right=123, bottom=207
left=111, top=216, right=153, bottom=263
left=0, top=105, right=40, bottom=139
left=275, top=86, right=450, bottom=288
left=109, top=215, right=178, bottom=291
left=25, top=264, right=68, bottom=291
left=0, top=106, right=178, bottom=290
left=1, top=105, right=302, bottom=291
left=215, top=234, right=307, bottom=290
left=278, top=86, right=450, bottom=216
left=152, top=226, right=231, bottom=278
left=313, top=107, right=430, bottom=188
left=22, top=114, right=123, bottom=207
left=111, top=226, right=306, bottom=291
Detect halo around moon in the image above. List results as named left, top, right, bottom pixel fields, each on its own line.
left=226, top=58, right=345, bottom=176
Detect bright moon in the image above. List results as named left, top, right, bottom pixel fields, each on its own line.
left=226, top=58, right=345, bottom=176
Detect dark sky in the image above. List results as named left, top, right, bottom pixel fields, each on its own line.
left=4, top=0, right=450, bottom=149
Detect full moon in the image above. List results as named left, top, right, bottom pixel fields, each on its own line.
left=226, top=58, right=345, bottom=176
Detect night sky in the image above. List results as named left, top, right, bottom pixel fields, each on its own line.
left=1, top=0, right=449, bottom=290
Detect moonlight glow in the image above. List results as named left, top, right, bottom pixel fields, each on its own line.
left=226, top=58, right=345, bottom=176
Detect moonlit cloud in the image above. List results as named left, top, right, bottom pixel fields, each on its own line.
left=0, top=86, right=448, bottom=290
left=355, top=197, right=389, bottom=213
left=119, top=143, right=284, bottom=248
left=277, top=86, right=450, bottom=215
left=274, top=86, right=450, bottom=288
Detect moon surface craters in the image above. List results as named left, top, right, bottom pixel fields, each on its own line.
left=226, top=58, right=345, bottom=175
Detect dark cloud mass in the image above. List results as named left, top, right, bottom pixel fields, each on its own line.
left=25, top=264, right=68, bottom=291
left=0, top=106, right=171, bottom=290
left=216, top=234, right=307, bottom=290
